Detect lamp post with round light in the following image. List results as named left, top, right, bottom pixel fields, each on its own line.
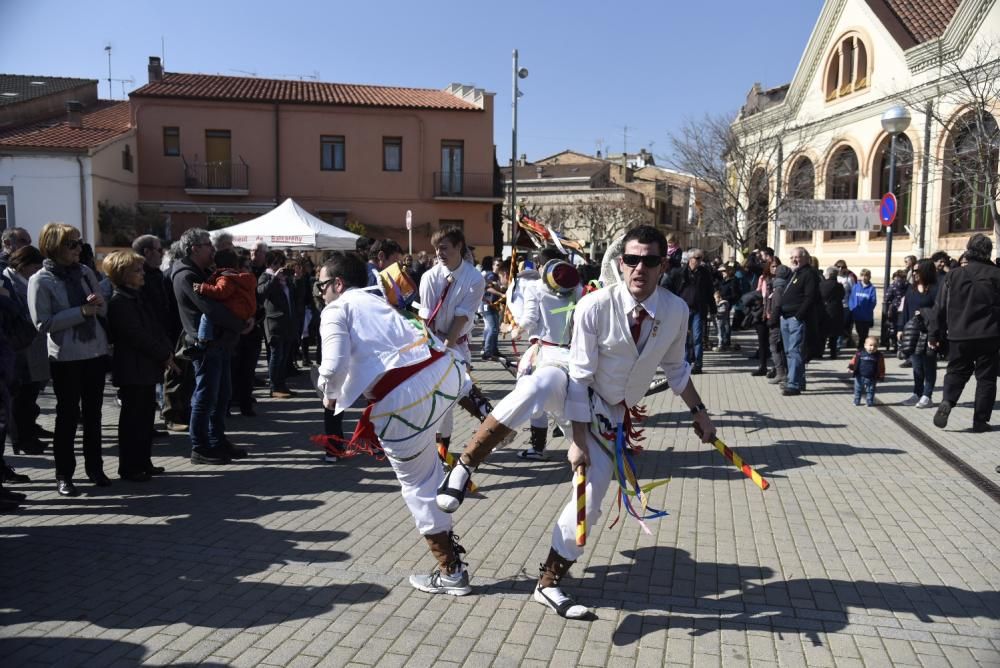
left=510, top=50, right=528, bottom=250
left=880, top=104, right=911, bottom=340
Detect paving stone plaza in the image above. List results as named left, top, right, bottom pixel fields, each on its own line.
left=1, top=328, right=998, bottom=667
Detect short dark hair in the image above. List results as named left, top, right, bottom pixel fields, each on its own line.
left=369, top=238, right=403, bottom=261
left=620, top=225, right=668, bottom=256
left=8, top=244, right=43, bottom=271
left=930, top=250, right=950, bottom=264
left=265, top=250, right=286, bottom=267
left=431, top=226, right=466, bottom=253
left=914, top=259, right=936, bottom=286
left=214, top=249, right=239, bottom=269
left=539, top=247, right=566, bottom=263
left=965, top=233, right=993, bottom=262
left=762, top=247, right=775, bottom=257
left=323, top=252, right=368, bottom=289
left=355, top=236, right=374, bottom=254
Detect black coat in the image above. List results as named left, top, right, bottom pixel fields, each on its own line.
left=108, top=288, right=173, bottom=386
left=675, top=265, right=714, bottom=315
left=257, top=270, right=298, bottom=340
left=930, top=259, right=1000, bottom=343
left=819, top=278, right=845, bottom=339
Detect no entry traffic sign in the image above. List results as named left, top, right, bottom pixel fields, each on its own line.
left=880, top=193, right=897, bottom=225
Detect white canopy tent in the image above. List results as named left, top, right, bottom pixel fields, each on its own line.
left=213, top=198, right=359, bottom=250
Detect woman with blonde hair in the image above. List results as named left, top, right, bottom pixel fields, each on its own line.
left=105, top=251, right=176, bottom=481
left=27, top=223, right=109, bottom=497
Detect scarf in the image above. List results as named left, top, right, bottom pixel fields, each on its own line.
left=44, top=258, right=97, bottom=342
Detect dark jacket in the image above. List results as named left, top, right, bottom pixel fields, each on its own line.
left=675, top=265, right=714, bottom=315
left=257, top=269, right=298, bottom=340
left=899, top=311, right=929, bottom=357
left=140, top=264, right=171, bottom=331
left=819, top=278, right=845, bottom=339
left=108, top=287, right=173, bottom=386
left=767, top=267, right=792, bottom=329
left=172, top=257, right=245, bottom=349
left=930, top=259, right=1000, bottom=343
left=897, top=284, right=937, bottom=331
left=780, top=265, right=821, bottom=321
left=718, top=276, right=742, bottom=305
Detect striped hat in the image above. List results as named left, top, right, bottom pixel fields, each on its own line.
left=542, top=259, right=580, bottom=294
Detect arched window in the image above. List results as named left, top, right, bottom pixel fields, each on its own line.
left=872, top=134, right=913, bottom=237
left=826, top=146, right=859, bottom=240
left=946, top=112, right=1000, bottom=233
left=786, top=157, right=815, bottom=242
left=746, top=169, right=769, bottom=251
left=825, top=33, right=870, bottom=101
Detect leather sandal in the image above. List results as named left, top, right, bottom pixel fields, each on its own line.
left=435, top=460, right=472, bottom=513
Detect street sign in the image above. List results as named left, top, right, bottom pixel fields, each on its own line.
left=782, top=199, right=882, bottom=232
left=880, top=193, right=897, bottom=225
left=405, top=210, right=413, bottom=231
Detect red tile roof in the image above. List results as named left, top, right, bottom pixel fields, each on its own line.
left=131, top=73, right=482, bottom=111
left=0, top=101, right=131, bottom=150
left=881, top=0, right=960, bottom=44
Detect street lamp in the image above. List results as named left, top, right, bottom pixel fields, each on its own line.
left=880, top=104, right=911, bottom=341
left=510, top=49, right=528, bottom=254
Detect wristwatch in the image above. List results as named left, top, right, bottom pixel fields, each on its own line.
left=689, top=402, right=707, bottom=415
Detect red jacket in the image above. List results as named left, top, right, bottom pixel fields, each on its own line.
left=199, top=270, right=257, bottom=321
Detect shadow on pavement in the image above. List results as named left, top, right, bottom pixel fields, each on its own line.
left=0, top=636, right=229, bottom=666
left=605, top=547, right=999, bottom=647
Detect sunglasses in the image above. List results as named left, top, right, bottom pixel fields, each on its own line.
left=621, top=254, right=663, bottom=268
left=316, top=278, right=335, bottom=290
left=63, top=239, right=83, bottom=250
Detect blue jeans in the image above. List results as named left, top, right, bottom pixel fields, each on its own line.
left=853, top=377, right=876, bottom=405
left=686, top=311, right=705, bottom=367
left=197, top=314, right=214, bottom=342
left=780, top=316, right=806, bottom=390
left=911, top=350, right=937, bottom=399
left=268, top=336, right=289, bottom=390
left=716, top=313, right=731, bottom=347
left=481, top=308, right=499, bottom=357
left=189, top=346, right=231, bottom=452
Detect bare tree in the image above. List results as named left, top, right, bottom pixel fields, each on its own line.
left=576, top=194, right=650, bottom=260
left=667, top=111, right=801, bottom=257
left=901, top=41, right=1000, bottom=251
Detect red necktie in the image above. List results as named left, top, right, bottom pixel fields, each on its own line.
left=631, top=307, right=648, bottom=345
left=425, top=274, right=454, bottom=330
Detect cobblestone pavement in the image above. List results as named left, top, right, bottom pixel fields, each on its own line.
left=1, top=327, right=998, bottom=667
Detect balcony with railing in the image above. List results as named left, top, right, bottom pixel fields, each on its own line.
left=432, top=171, right=503, bottom=201
left=183, top=157, right=250, bottom=195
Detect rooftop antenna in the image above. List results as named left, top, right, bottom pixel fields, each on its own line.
left=104, top=44, right=112, bottom=99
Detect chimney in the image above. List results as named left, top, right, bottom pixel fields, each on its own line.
left=519, top=153, right=527, bottom=166
left=148, top=56, right=163, bottom=83
left=66, top=100, right=83, bottom=128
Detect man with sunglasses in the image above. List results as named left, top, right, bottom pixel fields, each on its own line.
left=460, top=225, right=716, bottom=619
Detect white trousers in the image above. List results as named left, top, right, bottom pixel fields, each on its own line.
left=491, top=366, right=569, bottom=429
left=436, top=340, right=471, bottom=439
left=372, top=355, right=469, bottom=535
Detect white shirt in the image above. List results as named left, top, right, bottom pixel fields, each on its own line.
left=565, top=283, right=691, bottom=422
left=317, top=288, right=434, bottom=412
left=519, top=281, right=582, bottom=345
left=417, top=260, right=485, bottom=341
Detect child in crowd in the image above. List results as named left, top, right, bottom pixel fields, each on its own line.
left=192, top=249, right=257, bottom=346
left=714, top=289, right=732, bottom=351
left=848, top=335, right=885, bottom=406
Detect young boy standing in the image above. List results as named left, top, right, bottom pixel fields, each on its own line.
left=848, top=336, right=885, bottom=406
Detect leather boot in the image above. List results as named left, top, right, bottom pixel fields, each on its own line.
left=529, top=426, right=548, bottom=453
left=424, top=531, right=466, bottom=575
left=457, top=384, right=492, bottom=423
left=461, top=416, right=515, bottom=468
left=537, top=547, right=574, bottom=588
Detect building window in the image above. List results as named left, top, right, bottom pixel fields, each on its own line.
left=946, top=112, right=999, bottom=233
left=383, top=137, right=402, bottom=171
left=787, top=157, right=815, bottom=243
left=872, top=134, right=913, bottom=237
left=826, top=146, right=859, bottom=240
left=824, top=33, right=869, bottom=102
left=122, top=144, right=134, bottom=172
left=163, top=127, right=180, bottom=156
left=440, top=140, right=464, bottom=195
left=321, top=135, right=346, bottom=171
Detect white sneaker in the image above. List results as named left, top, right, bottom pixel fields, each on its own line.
left=916, top=396, right=932, bottom=408
left=409, top=567, right=471, bottom=596
left=533, top=585, right=590, bottom=619
left=901, top=394, right=919, bottom=406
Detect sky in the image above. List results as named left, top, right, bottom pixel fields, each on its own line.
left=1, top=0, right=824, bottom=165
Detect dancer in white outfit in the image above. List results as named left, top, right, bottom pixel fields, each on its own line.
left=417, top=227, right=485, bottom=456
left=439, top=226, right=718, bottom=618
left=316, top=253, right=474, bottom=595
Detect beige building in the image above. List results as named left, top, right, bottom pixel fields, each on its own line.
left=502, top=150, right=701, bottom=258
left=130, top=58, right=502, bottom=252
left=732, top=0, right=1000, bottom=280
